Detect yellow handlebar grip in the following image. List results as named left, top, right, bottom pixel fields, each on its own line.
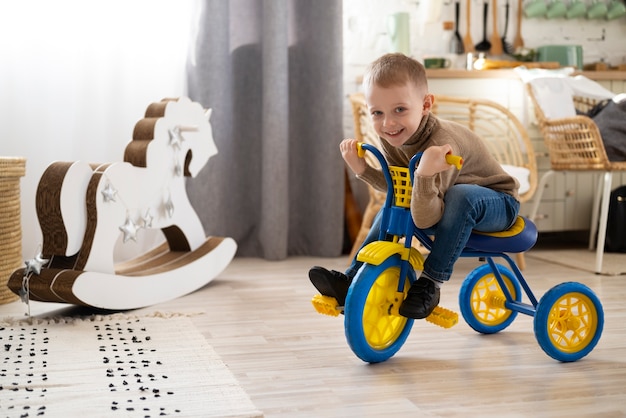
left=357, top=142, right=366, bottom=158
left=445, top=154, right=463, bottom=170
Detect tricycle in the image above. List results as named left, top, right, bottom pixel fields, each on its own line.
left=312, top=143, right=604, bottom=363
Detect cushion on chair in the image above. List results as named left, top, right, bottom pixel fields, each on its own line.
left=529, top=78, right=577, bottom=119
left=568, top=75, right=616, bottom=101
left=524, top=71, right=615, bottom=120
left=501, top=164, right=530, bottom=194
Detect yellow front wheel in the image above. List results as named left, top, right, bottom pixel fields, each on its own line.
left=344, top=256, right=415, bottom=363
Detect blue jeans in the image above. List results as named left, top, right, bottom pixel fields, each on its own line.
left=346, top=184, right=520, bottom=282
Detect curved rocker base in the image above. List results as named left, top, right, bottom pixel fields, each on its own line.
left=8, top=236, right=237, bottom=310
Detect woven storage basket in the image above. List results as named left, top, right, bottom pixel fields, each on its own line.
left=0, top=157, right=26, bottom=304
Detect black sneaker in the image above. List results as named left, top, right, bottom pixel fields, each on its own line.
left=308, top=266, right=351, bottom=307
left=399, top=277, right=440, bottom=319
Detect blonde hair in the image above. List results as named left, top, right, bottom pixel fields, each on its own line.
left=363, top=53, right=428, bottom=93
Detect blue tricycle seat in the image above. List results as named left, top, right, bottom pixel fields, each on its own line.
left=465, top=216, right=538, bottom=254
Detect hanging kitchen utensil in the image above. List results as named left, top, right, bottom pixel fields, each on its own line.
left=463, top=0, right=475, bottom=53
left=453, top=1, right=465, bottom=54
left=501, top=0, right=514, bottom=54
left=513, top=0, right=524, bottom=50
left=475, top=1, right=492, bottom=52
left=490, top=0, right=503, bottom=55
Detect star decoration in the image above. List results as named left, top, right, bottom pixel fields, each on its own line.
left=19, top=275, right=30, bottom=304
left=174, top=160, right=183, bottom=177
left=164, top=194, right=175, bottom=218
left=141, top=209, right=153, bottom=228
left=24, top=251, right=49, bottom=276
left=19, top=274, right=32, bottom=318
left=168, top=126, right=183, bottom=149
left=119, top=214, right=139, bottom=242
left=101, top=182, right=118, bottom=202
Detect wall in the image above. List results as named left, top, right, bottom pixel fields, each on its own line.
left=0, top=0, right=196, bottom=260
left=343, top=0, right=626, bottom=116
left=341, top=0, right=626, bottom=220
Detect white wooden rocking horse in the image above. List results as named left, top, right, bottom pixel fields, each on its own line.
left=9, top=97, right=237, bottom=310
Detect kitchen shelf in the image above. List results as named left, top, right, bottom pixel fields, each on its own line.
left=425, top=69, right=626, bottom=81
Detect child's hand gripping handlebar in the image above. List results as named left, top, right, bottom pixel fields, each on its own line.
left=357, top=142, right=463, bottom=170
left=356, top=142, right=367, bottom=159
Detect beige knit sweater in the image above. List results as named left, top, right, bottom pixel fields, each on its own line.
left=357, top=112, right=519, bottom=229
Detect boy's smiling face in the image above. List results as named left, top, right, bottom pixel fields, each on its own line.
left=365, top=81, right=432, bottom=147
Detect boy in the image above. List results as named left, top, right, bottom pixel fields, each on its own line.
left=309, top=53, right=520, bottom=319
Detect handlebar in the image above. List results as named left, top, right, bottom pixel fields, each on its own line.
left=357, top=142, right=463, bottom=174
left=357, top=142, right=368, bottom=159
left=445, top=154, right=463, bottom=170
left=356, top=142, right=463, bottom=210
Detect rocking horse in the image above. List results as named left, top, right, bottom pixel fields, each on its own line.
left=9, top=97, right=237, bottom=310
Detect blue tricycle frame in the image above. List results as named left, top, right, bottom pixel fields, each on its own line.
left=312, top=143, right=604, bottom=363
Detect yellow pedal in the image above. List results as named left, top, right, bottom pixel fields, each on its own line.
left=426, top=306, right=459, bottom=329
left=311, top=294, right=342, bottom=317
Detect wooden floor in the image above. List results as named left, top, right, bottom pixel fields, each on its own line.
left=2, top=244, right=626, bottom=417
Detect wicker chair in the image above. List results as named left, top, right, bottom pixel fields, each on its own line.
left=526, top=81, right=626, bottom=274
left=348, top=93, right=538, bottom=269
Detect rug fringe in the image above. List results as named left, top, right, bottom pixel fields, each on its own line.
left=0, top=310, right=205, bottom=326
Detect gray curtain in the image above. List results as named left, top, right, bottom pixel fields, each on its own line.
left=186, top=0, right=345, bottom=260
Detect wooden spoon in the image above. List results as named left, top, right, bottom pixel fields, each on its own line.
left=490, top=0, right=503, bottom=55
left=513, top=0, right=524, bottom=50
left=463, top=0, right=475, bottom=53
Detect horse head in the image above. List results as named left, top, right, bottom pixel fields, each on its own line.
left=124, top=97, right=217, bottom=177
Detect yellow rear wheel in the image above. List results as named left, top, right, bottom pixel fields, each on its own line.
left=459, top=264, right=521, bottom=334
left=534, top=283, right=604, bottom=362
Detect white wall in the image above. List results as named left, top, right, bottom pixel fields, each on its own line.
left=1, top=0, right=197, bottom=259
left=344, top=0, right=626, bottom=64
left=343, top=0, right=626, bottom=111
left=341, top=0, right=626, bottom=212
left=3, top=0, right=623, bottom=260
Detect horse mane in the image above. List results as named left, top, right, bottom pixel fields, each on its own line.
left=123, top=98, right=191, bottom=176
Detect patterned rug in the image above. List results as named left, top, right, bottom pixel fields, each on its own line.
left=0, top=314, right=262, bottom=418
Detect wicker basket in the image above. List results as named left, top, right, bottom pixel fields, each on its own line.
left=0, top=157, right=26, bottom=304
